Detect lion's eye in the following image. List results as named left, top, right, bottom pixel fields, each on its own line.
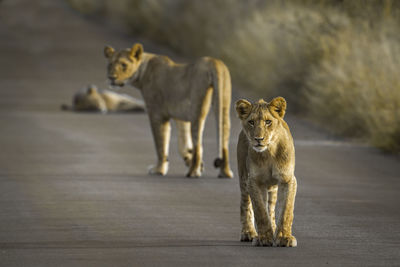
left=121, top=63, right=128, bottom=71
left=265, top=120, right=272, bottom=125
left=248, top=120, right=254, bottom=126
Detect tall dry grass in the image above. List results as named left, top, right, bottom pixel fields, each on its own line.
left=67, top=0, right=400, bottom=153
left=219, top=4, right=348, bottom=110
left=305, top=21, right=400, bottom=152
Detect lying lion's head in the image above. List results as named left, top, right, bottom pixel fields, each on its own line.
left=104, top=43, right=143, bottom=86
left=73, top=85, right=107, bottom=112
left=236, top=97, right=287, bottom=152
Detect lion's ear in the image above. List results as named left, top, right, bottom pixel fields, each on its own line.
left=268, top=97, right=287, bottom=118
left=87, top=85, right=98, bottom=95
left=235, top=99, right=252, bottom=120
left=130, top=43, right=143, bottom=61
left=104, top=46, right=115, bottom=59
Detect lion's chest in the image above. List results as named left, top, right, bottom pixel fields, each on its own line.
left=247, top=158, right=279, bottom=186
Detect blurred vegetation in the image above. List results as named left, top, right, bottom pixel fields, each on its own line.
left=67, top=0, right=400, bottom=153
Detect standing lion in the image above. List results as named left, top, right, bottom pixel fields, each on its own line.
left=104, top=43, right=233, bottom=178
left=236, top=97, right=297, bottom=247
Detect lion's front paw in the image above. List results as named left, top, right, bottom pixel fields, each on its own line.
left=276, top=235, right=297, bottom=247
left=240, top=230, right=257, bottom=242
left=252, top=234, right=274, bottom=247
left=148, top=162, right=168, bottom=176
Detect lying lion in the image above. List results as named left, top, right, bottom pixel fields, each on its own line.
left=104, top=43, right=233, bottom=178
left=236, top=97, right=297, bottom=247
left=61, top=84, right=145, bottom=113
left=62, top=86, right=193, bottom=167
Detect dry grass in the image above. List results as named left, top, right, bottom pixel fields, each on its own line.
left=67, top=0, right=400, bottom=153
left=305, top=21, right=400, bottom=152
left=219, top=4, right=347, bottom=110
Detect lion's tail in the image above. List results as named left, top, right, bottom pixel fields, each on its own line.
left=212, top=60, right=232, bottom=173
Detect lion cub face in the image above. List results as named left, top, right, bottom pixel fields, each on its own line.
left=236, top=97, right=287, bottom=152
left=104, top=43, right=143, bottom=86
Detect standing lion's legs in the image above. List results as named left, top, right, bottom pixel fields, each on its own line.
left=219, top=98, right=233, bottom=178
left=248, top=179, right=274, bottom=246
left=174, top=119, right=193, bottom=167
left=186, top=119, right=205, bottom=178
left=240, top=191, right=257, bottom=242
left=275, top=176, right=297, bottom=247
left=212, top=90, right=233, bottom=178
left=268, top=185, right=278, bottom=234
left=187, top=88, right=213, bottom=178
left=148, top=117, right=171, bottom=176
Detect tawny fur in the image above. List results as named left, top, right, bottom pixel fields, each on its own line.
left=236, top=97, right=297, bottom=247
left=62, top=85, right=145, bottom=113
left=104, top=43, right=233, bottom=178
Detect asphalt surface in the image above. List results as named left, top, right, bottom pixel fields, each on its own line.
left=0, top=1, right=399, bottom=266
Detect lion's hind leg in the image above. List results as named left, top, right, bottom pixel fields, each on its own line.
left=175, top=120, right=193, bottom=167
left=212, top=68, right=233, bottom=178
left=186, top=87, right=213, bottom=178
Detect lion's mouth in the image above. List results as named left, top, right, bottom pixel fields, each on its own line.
left=110, top=80, right=125, bottom=87
left=253, top=144, right=267, bottom=152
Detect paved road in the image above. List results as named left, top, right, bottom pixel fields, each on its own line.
left=1, top=1, right=399, bottom=266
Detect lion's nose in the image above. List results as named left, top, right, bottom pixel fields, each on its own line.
left=254, top=137, right=264, bottom=142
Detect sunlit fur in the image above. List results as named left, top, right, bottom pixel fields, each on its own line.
left=104, top=43, right=233, bottom=178
left=236, top=97, right=297, bottom=247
